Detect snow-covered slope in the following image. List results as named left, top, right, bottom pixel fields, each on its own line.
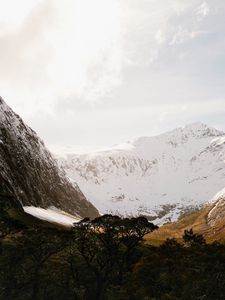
left=0, top=97, right=99, bottom=219
left=23, top=206, right=81, bottom=226
left=57, top=123, right=225, bottom=225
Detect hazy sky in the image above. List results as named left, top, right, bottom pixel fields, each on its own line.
left=1, top=0, right=225, bottom=148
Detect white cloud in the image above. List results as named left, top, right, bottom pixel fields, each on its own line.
left=169, top=26, right=189, bottom=45
left=0, top=0, right=41, bottom=33
left=0, top=0, right=225, bottom=146
left=155, top=30, right=166, bottom=45
left=0, top=0, right=123, bottom=113
left=196, top=2, right=210, bottom=21
left=0, top=0, right=208, bottom=114
left=189, top=30, right=208, bottom=38
left=169, top=27, right=208, bottom=45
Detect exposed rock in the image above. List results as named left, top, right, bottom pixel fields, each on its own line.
left=207, top=197, right=225, bottom=227
left=0, top=97, right=99, bottom=219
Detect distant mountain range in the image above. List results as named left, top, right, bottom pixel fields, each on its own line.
left=0, top=97, right=99, bottom=220
left=56, top=123, right=225, bottom=224
left=1, top=96, right=225, bottom=230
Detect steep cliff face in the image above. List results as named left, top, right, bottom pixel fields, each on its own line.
left=0, top=97, right=99, bottom=219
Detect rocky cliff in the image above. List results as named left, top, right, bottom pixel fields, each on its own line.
left=0, top=97, right=99, bottom=219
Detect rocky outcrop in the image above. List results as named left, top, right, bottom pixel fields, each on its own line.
left=207, top=197, right=225, bottom=227
left=0, top=97, right=99, bottom=219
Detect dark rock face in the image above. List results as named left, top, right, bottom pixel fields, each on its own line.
left=0, top=97, right=99, bottom=219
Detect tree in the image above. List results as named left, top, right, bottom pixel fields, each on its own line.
left=183, top=229, right=206, bottom=246
left=71, top=215, right=158, bottom=300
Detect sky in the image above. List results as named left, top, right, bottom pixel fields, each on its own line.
left=0, top=0, right=225, bottom=150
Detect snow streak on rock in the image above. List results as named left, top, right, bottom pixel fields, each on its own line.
left=23, top=206, right=81, bottom=226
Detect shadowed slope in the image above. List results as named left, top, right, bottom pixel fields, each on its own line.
left=0, top=97, right=99, bottom=219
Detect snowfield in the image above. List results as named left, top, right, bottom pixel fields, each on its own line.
left=23, top=206, right=81, bottom=226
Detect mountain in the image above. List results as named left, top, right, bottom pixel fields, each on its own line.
left=207, top=187, right=225, bottom=227
left=146, top=187, right=225, bottom=244
left=0, top=97, right=99, bottom=219
left=57, top=123, right=225, bottom=224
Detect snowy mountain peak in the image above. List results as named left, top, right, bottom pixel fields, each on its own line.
left=180, top=122, right=224, bottom=137
left=125, top=123, right=224, bottom=154
left=0, top=96, right=12, bottom=117
left=155, top=122, right=223, bottom=140
left=58, top=123, right=225, bottom=225
left=0, top=96, right=4, bottom=105
left=184, top=122, right=213, bottom=130
left=0, top=96, right=14, bottom=114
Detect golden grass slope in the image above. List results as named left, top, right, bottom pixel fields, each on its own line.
left=145, top=199, right=225, bottom=245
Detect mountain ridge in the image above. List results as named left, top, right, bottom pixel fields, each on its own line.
left=0, top=97, right=99, bottom=219
left=57, top=122, right=225, bottom=224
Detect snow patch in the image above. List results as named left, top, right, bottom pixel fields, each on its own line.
left=211, top=187, right=225, bottom=203
left=23, top=206, right=81, bottom=226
